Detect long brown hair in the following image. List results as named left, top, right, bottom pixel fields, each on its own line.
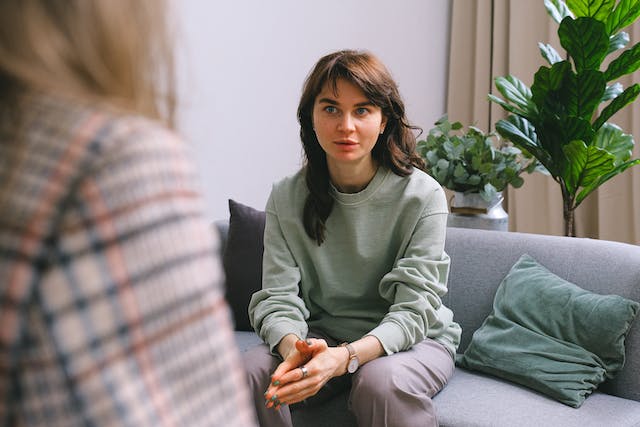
left=297, top=49, right=425, bottom=245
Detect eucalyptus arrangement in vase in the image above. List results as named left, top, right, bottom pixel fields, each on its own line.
left=490, top=0, right=640, bottom=236
left=417, top=115, right=537, bottom=204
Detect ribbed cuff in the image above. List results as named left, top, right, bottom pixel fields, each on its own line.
left=265, top=320, right=308, bottom=354
left=367, top=322, right=407, bottom=355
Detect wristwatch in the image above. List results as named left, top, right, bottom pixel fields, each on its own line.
left=341, top=343, right=360, bottom=373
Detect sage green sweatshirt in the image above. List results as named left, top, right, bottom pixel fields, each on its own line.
left=248, top=166, right=461, bottom=356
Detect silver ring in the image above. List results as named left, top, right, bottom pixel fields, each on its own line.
left=300, top=365, right=309, bottom=378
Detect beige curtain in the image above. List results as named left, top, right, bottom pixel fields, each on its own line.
left=447, top=0, right=640, bottom=244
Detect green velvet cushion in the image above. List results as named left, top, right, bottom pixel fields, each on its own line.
left=457, top=254, right=639, bottom=408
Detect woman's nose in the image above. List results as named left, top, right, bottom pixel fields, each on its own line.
left=337, top=113, right=355, bottom=132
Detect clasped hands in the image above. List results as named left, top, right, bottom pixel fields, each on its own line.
left=264, top=338, right=348, bottom=410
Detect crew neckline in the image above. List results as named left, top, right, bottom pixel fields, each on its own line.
left=330, top=167, right=390, bottom=205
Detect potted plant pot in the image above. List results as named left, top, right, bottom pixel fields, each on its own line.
left=448, top=191, right=508, bottom=231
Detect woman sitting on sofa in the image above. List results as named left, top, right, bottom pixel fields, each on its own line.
left=245, top=49, right=461, bottom=427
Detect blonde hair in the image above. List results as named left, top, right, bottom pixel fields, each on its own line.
left=0, top=0, right=176, bottom=126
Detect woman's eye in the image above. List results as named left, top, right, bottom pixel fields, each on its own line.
left=324, top=106, right=337, bottom=114
left=355, top=107, right=369, bottom=115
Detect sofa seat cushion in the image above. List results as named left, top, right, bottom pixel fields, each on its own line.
left=434, top=368, right=640, bottom=427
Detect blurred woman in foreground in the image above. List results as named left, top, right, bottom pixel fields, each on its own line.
left=0, top=1, right=255, bottom=425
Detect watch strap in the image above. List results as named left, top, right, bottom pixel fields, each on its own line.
left=340, top=342, right=359, bottom=373
left=342, top=343, right=355, bottom=358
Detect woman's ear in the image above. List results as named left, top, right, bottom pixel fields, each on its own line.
left=380, top=116, right=388, bottom=134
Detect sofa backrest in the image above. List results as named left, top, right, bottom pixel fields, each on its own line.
left=215, top=220, right=640, bottom=402
left=443, top=226, right=640, bottom=402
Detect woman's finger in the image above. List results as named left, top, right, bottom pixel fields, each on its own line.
left=270, top=365, right=290, bottom=385
left=271, top=340, right=327, bottom=386
left=270, top=377, right=323, bottom=407
left=295, top=339, right=312, bottom=355
left=295, top=338, right=329, bottom=355
left=278, top=364, right=310, bottom=385
left=265, top=364, right=308, bottom=404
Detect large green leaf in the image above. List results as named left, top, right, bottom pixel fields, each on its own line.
left=575, top=159, right=640, bottom=205
left=567, top=0, right=615, bottom=19
left=559, top=17, right=609, bottom=72
left=539, top=42, right=564, bottom=65
left=593, top=83, right=640, bottom=129
left=495, top=116, right=555, bottom=172
left=532, top=62, right=571, bottom=113
left=493, top=76, right=536, bottom=118
left=605, top=0, right=640, bottom=34
left=604, top=41, right=640, bottom=81
left=546, top=0, right=574, bottom=23
left=562, top=69, right=606, bottom=119
left=537, top=116, right=593, bottom=165
left=593, top=122, right=634, bottom=163
left=488, top=94, right=531, bottom=118
left=563, top=140, right=614, bottom=192
left=534, top=62, right=569, bottom=93
left=562, top=116, right=596, bottom=144
left=607, top=31, right=630, bottom=54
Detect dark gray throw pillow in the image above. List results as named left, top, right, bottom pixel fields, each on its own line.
left=457, top=254, right=640, bottom=408
left=222, top=199, right=266, bottom=331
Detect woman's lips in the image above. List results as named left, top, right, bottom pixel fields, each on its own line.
left=334, top=140, right=358, bottom=146
left=334, top=140, right=358, bottom=151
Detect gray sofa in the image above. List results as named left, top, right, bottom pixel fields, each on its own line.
left=216, top=220, right=640, bottom=427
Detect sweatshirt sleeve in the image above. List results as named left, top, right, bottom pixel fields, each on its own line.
left=248, top=191, right=309, bottom=353
left=367, top=186, right=455, bottom=354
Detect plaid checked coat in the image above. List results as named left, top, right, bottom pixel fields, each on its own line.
left=0, top=95, right=256, bottom=426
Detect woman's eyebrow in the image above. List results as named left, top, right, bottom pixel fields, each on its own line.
left=317, top=98, right=338, bottom=105
left=354, top=101, right=375, bottom=107
left=317, top=98, right=374, bottom=107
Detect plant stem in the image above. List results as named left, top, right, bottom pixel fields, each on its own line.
left=564, top=205, right=575, bottom=237
left=561, top=182, right=576, bottom=237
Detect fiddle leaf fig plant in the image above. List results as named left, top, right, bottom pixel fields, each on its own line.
left=417, top=116, right=538, bottom=202
left=489, top=0, right=640, bottom=236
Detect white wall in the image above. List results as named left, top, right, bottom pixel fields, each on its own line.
left=175, top=0, right=451, bottom=220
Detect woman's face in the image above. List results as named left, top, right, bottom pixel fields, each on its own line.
left=312, top=78, right=386, bottom=171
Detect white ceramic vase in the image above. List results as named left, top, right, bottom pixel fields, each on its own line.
left=447, top=192, right=508, bottom=231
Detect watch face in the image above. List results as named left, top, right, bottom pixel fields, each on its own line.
left=347, top=357, right=359, bottom=373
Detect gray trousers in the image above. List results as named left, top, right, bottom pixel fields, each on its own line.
left=242, top=333, right=454, bottom=427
